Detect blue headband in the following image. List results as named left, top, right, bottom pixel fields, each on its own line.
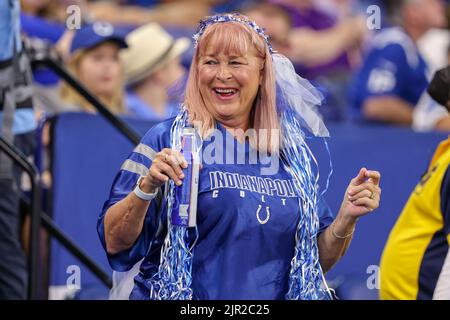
left=192, top=13, right=275, bottom=55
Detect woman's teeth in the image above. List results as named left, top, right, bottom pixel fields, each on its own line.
left=214, top=88, right=237, bottom=94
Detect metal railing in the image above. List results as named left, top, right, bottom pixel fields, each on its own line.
left=20, top=196, right=113, bottom=289
left=15, top=39, right=144, bottom=298
left=0, top=137, right=40, bottom=300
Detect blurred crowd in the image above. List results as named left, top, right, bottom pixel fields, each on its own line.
left=20, top=0, right=450, bottom=131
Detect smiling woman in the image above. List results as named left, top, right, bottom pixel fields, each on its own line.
left=187, top=20, right=278, bottom=152
left=98, top=13, right=382, bottom=301
left=186, top=22, right=279, bottom=151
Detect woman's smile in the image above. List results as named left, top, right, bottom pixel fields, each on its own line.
left=212, top=86, right=239, bottom=102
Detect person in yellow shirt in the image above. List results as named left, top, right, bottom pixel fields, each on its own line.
left=380, top=66, right=450, bottom=300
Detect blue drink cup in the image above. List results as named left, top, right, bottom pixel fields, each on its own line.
left=171, top=128, right=200, bottom=227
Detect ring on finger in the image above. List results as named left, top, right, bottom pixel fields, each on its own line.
left=369, top=191, right=375, bottom=199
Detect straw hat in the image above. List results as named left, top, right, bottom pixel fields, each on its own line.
left=121, top=23, right=190, bottom=86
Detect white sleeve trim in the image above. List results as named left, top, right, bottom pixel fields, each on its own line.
left=433, top=246, right=450, bottom=300
left=109, top=259, right=143, bottom=300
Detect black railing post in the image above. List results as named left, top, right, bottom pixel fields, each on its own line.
left=40, top=212, right=113, bottom=288
left=0, top=137, right=40, bottom=300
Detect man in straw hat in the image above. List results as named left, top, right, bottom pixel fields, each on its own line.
left=121, top=23, right=190, bottom=121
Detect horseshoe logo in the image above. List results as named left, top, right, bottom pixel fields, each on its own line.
left=256, top=205, right=270, bottom=225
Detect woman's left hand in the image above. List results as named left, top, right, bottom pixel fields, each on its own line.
left=340, top=167, right=381, bottom=221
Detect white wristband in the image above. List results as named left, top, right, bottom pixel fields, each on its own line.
left=133, top=176, right=158, bottom=201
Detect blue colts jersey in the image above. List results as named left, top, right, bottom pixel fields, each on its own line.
left=349, top=27, right=429, bottom=121
left=98, top=118, right=334, bottom=300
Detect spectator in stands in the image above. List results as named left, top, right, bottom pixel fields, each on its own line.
left=349, top=0, right=447, bottom=127
left=121, top=23, right=189, bottom=121
left=380, top=66, right=450, bottom=300
left=20, top=0, right=94, bottom=73
left=270, top=0, right=366, bottom=78
left=60, top=22, right=128, bottom=114
left=20, top=0, right=82, bottom=115
left=242, top=2, right=293, bottom=57
left=265, top=0, right=367, bottom=121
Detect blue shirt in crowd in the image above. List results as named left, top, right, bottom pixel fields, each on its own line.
left=349, top=27, right=429, bottom=121
left=97, top=117, right=334, bottom=299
